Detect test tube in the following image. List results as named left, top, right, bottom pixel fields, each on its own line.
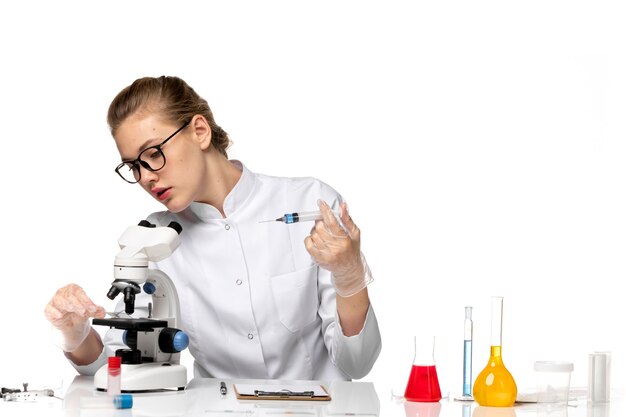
left=462, top=306, right=473, bottom=399
left=80, top=394, right=133, bottom=409
left=454, top=306, right=474, bottom=402
left=108, top=356, right=121, bottom=395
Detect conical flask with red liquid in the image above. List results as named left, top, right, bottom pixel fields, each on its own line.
left=404, top=335, right=442, bottom=402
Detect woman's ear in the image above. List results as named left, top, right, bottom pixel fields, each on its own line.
left=191, top=115, right=212, bottom=150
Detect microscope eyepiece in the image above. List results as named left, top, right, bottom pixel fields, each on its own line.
left=138, top=220, right=155, bottom=228
left=167, top=221, right=183, bottom=235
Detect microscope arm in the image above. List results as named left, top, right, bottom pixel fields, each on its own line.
left=144, top=268, right=182, bottom=325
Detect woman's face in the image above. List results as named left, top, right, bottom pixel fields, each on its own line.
left=114, top=113, right=209, bottom=213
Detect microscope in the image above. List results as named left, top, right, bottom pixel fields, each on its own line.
left=92, top=220, right=189, bottom=392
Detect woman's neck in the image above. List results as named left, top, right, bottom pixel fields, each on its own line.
left=196, top=155, right=242, bottom=217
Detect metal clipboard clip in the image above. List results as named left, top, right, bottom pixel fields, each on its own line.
left=254, top=389, right=315, bottom=398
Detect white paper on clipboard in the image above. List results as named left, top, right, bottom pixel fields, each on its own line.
left=234, top=384, right=331, bottom=400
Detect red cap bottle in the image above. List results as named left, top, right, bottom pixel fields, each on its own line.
left=108, top=356, right=122, bottom=395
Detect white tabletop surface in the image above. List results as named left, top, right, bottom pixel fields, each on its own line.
left=1, top=376, right=622, bottom=417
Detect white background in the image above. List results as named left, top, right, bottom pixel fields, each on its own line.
left=1, top=0, right=624, bottom=399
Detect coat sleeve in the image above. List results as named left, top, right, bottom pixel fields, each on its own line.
left=312, top=181, right=382, bottom=379
left=317, top=263, right=382, bottom=379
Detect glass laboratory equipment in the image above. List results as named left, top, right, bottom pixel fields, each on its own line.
left=473, top=296, right=517, bottom=407
left=462, top=306, right=473, bottom=399
left=405, top=335, right=442, bottom=402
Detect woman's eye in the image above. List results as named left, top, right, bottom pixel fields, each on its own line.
left=147, top=149, right=162, bottom=160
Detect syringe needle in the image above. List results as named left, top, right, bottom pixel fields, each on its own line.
left=258, top=218, right=281, bottom=223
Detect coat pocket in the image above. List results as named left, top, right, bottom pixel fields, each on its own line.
left=270, top=265, right=319, bottom=333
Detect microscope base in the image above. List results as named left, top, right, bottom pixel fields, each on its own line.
left=94, top=362, right=187, bottom=392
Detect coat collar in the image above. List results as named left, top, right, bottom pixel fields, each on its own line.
left=188, top=160, right=256, bottom=221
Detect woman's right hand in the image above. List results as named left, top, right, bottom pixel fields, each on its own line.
left=44, top=284, right=105, bottom=352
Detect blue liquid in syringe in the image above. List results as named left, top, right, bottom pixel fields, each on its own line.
left=463, top=339, right=473, bottom=396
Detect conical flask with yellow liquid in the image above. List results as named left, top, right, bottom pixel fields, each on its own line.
left=473, top=296, right=517, bottom=406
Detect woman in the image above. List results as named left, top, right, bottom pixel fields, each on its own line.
left=44, top=76, right=381, bottom=380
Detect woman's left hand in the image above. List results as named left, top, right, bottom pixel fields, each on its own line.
left=304, top=200, right=367, bottom=296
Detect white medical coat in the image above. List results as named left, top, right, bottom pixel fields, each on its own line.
left=71, top=161, right=381, bottom=380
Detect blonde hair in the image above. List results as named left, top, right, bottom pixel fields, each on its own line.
left=107, top=76, right=231, bottom=157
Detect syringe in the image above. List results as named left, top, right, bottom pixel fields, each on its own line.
left=260, top=210, right=341, bottom=224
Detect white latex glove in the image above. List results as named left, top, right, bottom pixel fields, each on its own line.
left=304, top=199, right=374, bottom=297
left=44, top=284, right=105, bottom=352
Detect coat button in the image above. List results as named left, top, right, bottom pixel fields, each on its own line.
left=236, top=279, right=243, bottom=285
left=225, top=224, right=231, bottom=230
left=248, top=333, right=254, bottom=340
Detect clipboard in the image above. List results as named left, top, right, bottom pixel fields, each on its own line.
left=233, top=384, right=331, bottom=401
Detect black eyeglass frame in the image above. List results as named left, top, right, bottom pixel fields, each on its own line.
left=115, top=120, right=191, bottom=184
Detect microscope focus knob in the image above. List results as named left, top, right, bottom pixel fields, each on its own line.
left=159, top=328, right=189, bottom=353
left=143, top=282, right=156, bottom=294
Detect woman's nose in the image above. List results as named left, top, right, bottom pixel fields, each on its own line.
left=139, top=165, right=159, bottom=185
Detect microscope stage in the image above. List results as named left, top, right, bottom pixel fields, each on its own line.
left=92, top=317, right=169, bottom=330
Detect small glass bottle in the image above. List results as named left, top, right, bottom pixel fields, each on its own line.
left=473, top=296, right=517, bottom=407
left=107, top=356, right=122, bottom=395
left=404, top=335, right=442, bottom=402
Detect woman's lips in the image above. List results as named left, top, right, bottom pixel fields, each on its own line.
left=152, top=187, right=171, bottom=201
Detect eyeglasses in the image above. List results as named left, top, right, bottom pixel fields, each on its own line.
left=115, top=121, right=190, bottom=184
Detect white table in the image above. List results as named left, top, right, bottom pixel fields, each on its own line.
left=1, top=376, right=622, bottom=416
